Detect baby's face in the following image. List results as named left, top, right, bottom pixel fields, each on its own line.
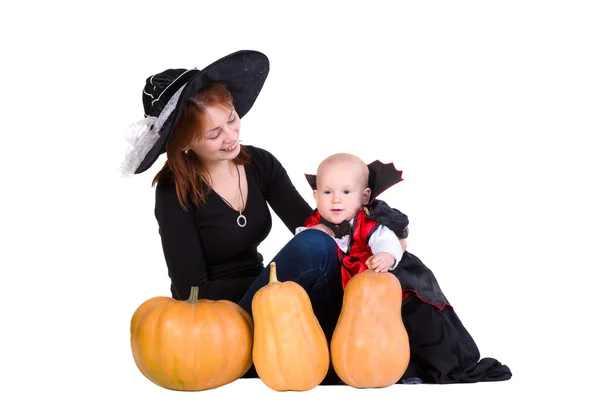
left=313, top=161, right=370, bottom=225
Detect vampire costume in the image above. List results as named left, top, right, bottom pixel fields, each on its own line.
left=304, top=161, right=512, bottom=384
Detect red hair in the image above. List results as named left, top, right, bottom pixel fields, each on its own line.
left=152, top=83, right=250, bottom=211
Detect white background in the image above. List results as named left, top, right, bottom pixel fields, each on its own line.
left=1, top=0, right=598, bottom=406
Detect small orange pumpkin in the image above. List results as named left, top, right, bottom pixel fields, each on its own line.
left=330, top=270, right=410, bottom=388
left=251, top=262, right=330, bottom=391
left=130, top=287, right=254, bottom=391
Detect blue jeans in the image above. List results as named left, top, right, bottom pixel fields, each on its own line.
left=238, top=229, right=343, bottom=342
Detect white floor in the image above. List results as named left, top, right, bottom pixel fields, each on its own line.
left=29, top=374, right=584, bottom=408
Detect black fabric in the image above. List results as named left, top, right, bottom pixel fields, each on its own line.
left=395, top=251, right=450, bottom=309
left=365, top=160, right=404, bottom=203
left=398, top=294, right=512, bottom=383
left=395, top=252, right=512, bottom=382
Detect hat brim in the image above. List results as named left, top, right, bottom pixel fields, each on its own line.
left=135, top=50, right=269, bottom=174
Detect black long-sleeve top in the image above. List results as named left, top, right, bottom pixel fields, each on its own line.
left=154, top=145, right=313, bottom=302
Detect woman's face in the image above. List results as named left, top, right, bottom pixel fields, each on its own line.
left=188, top=104, right=241, bottom=163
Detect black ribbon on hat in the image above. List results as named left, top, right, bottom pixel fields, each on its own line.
left=319, top=218, right=351, bottom=239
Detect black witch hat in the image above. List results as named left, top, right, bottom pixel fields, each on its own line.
left=121, top=50, right=269, bottom=175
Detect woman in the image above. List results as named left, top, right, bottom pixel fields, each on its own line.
left=121, top=50, right=345, bottom=382
left=121, top=50, right=511, bottom=385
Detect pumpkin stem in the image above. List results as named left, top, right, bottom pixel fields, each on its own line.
left=269, top=262, right=279, bottom=284
left=187, top=286, right=199, bottom=304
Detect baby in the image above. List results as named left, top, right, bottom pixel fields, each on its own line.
left=297, top=153, right=404, bottom=288
left=297, top=154, right=513, bottom=385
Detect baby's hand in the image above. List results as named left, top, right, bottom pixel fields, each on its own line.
left=366, top=252, right=396, bottom=272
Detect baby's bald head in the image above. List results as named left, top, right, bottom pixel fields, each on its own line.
left=316, top=153, right=369, bottom=190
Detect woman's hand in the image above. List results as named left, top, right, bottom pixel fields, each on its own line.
left=398, top=238, right=407, bottom=252
left=308, top=224, right=334, bottom=237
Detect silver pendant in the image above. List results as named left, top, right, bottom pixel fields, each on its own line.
left=237, top=214, right=247, bottom=227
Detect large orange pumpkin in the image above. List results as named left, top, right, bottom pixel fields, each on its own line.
left=330, top=270, right=410, bottom=388
left=130, top=287, right=254, bottom=391
left=251, top=262, right=330, bottom=391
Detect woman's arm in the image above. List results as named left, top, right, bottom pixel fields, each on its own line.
left=154, top=181, right=211, bottom=300
left=250, top=146, right=314, bottom=233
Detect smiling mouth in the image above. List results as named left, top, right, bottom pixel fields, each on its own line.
left=221, top=142, right=238, bottom=151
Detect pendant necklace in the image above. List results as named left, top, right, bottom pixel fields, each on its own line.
left=220, top=164, right=247, bottom=228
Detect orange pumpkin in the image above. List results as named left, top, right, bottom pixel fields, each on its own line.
left=130, top=287, right=254, bottom=391
left=330, top=270, right=410, bottom=388
left=251, top=262, right=330, bottom=391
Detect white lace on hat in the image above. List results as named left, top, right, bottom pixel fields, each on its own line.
left=119, top=69, right=197, bottom=176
